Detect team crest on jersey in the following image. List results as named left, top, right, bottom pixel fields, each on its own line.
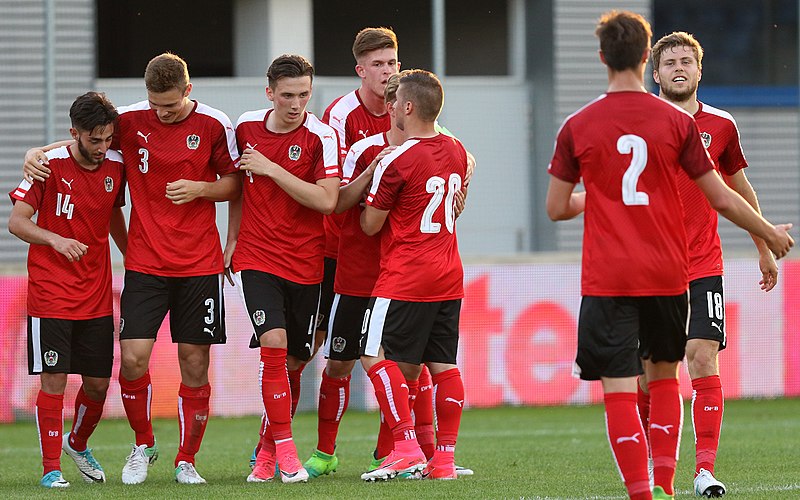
left=253, top=310, right=266, bottom=327
left=332, top=336, right=346, bottom=353
left=104, top=176, right=114, bottom=192
left=43, top=350, right=58, bottom=367
left=288, top=145, right=302, bottom=161
left=701, top=132, right=712, bottom=149
left=186, top=134, right=201, bottom=150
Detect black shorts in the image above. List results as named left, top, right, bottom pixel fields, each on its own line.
left=119, top=270, right=226, bottom=345
left=323, top=293, right=369, bottom=361
left=361, top=297, right=461, bottom=365
left=235, top=270, right=321, bottom=361
left=317, top=257, right=337, bottom=333
left=575, top=294, right=688, bottom=381
left=28, top=316, right=114, bottom=377
left=687, top=276, right=727, bottom=350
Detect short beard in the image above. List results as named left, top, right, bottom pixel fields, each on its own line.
left=77, top=141, right=103, bottom=165
left=660, top=82, right=697, bottom=104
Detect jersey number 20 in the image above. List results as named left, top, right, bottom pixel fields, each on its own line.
left=421, top=173, right=462, bottom=234
left=618, top=134, right=649, bottom=206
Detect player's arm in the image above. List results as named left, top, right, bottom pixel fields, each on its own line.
left=165, top=172, right=241, bottom=205
left=694, top=170, right=793, bottom=258
left=723, top=169, right=778, bottom=291
left=23, top=140, right=74, bottom=181
left=109, top=207, right=128, bottom=257
left=361, top=205, right=389, bottom=236
left=546, top=177, right=586, bottom=221
left=223, top=183, right=243, bottom=285
left=8, top=200, right=88, bottom=262
left=336, top=147, right=396, bottom=214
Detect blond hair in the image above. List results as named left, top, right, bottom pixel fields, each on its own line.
left=144, top=53, right=189, bottom=93
left=651, top=31, right=704, bottom=71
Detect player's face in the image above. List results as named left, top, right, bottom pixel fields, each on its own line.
left=72, top=123, right=114, bottom=166
left=148, top=84, right=192, bottom=124
left=357, top=48, right=399, bottom=99
left=267, top=76, right=312, bottom=128
left=394, top=86, right=409, bottom=131
left=654, top=45, right=701, bottom=103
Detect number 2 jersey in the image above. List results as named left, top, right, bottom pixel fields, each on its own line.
left=10, top=147, right=125, bottom=319
left=367, top=133, right=467, bottom=301
left=548, top=91, right=714, bottom=296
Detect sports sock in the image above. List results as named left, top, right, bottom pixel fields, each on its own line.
left=119, top=371, right=155, bottom=447
left=316, top=371, right=351, bottom=455
left=415, top=367, right=435, bottom=460
left=260, top=347, right=293, bottom=441
left=288, top=364, right=305, bottom=418
left=648, top=378, right=683, bottom=496
left=431, top=368, right=464, bottom=464
left=68, top=385, right=105, bottom=452
left=692, top=375, right=723, bottom=474
left=604, top=392, right=650, bottom=500
left=258, top=419, right=277, bottom=459
left=175, top=383, right=211, bottom=466
left=636, top=381, right=651, bottom=447
left=374, top=411, right=393, bottom=460
left=367, top=360, right=416, bottom=444
left=36, top=390, right=64, bottom=475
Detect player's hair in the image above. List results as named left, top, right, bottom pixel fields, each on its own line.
left=144, top=53, right=190, bottom=93
left=397, top=69, right=443, bottom=122
left=69, top=91, right=118, bottom=132
left=267, top=54, right=314, bottom=89
left=651, top=31, right=704, bottom=71
left=352, top=27, right=398, bottom=62
left=384, top=72, right=403, bottom=103
left=595, top=10, right=652, bottom=72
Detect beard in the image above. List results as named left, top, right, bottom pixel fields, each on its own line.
left=660, top=80, right=698, bottom=103
left=77, top=141, right=103, bottom=165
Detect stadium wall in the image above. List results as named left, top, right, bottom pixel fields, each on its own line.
left=1, top=258, right=797, bottom=423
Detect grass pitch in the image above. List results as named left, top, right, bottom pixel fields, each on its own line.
left=1, top=398, right=798, bottom=499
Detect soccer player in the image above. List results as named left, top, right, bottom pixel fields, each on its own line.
left=637, top=31, right=777, bottom=498
left=359, top=69, right=469, bottom=482
left=545, top=11, right=792, bottom=500
left=9, top=92, right=126, bottom=488
left=226, top=54, right=339, bottom=484
left=24, top=53, right=240, bottom=485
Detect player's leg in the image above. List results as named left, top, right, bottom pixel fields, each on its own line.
left=577, top=297, right=650, bottom=500
left=414, top=365, right=435, bottom=460
left=29, top=317, right=70, bottom=488
left=686, top=276, right=726, bottom=497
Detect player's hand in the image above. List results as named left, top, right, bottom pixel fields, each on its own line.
left=454, top=187, right=468, bottom=219
left=758, top=250, right=779, bottom=292
left=23, top=148, right=51, bottom=182
left=239, top=148, right=278, bottom=178
left=166, top=179, right=204, bottom=205
left=768, top=223, right=794, bottom=259
left=52, top=237, right=88, bottom=262
left=364, top=146, right=396, bottom=179
left=465, top=151, right=476, bottom=187
left=223, top=240, right=236, bottom=286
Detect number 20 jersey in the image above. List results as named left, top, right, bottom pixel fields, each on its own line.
left=367, top=133, right=467, bottom=302
left=548, top=91, right=714, bottom=297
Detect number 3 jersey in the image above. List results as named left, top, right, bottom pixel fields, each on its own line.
left=367, top=133, right=467, bottom=302
left=548, top=91, right=714, bottom=297
left=10, top=146, right=125, bottom=319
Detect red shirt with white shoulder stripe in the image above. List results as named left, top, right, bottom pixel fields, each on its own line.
left=10, top=147, right=125, bottom=319
left=233, top=110, right=339, bottom=284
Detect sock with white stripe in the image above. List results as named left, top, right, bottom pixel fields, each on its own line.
left=68, top=385, right=105, bottom=452
left=367, top=360, right=415, bottom=443
left=36, top=390, right=64, bottom=475
left=174, top=383, right=211, bottom=466
left=316, top=371, right=351, bottom=455
left=120, top=371, right=155, bottom=447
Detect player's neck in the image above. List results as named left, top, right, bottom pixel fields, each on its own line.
left=357, top=87, right=387, bottom=116
left=606, top=67, right=647, bottom=93
left=386, top=127, right=406, bottom=146
left=403, top=120, right=437, bottom=139
left=663, top=94, right=699, bottom=114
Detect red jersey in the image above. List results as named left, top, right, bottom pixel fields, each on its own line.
left=678, top=102, right=748, bottom=280
left=367, top=133, right=467, bottom=302
left=116, top=100, right=238, bottom=277
left=548, top=91, right=714, bottom=296
left=322, top=90, right=392, bottom=258
left=335, top=133, right=388, bottom=297
left=233, top=109, right=339, bottom=284
left=10, top=147, right=125, bottom=319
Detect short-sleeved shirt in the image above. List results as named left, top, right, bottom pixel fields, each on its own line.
left=116, top=100, right=238, bottom=277
left=335, top=132, right=389, bottom=297
left=548, top=91, right=714, bottom=297
left=233, top=109, right=339, bottom=284
left=10, top=146, right=125, bottom=319
left=679, top=102, right=749, bottom=280
left=322, top=90, right=392, bottom=259
left=367, top=133, right=467, bottom=302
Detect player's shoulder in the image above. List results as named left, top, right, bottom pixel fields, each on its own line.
left=104, top=149, right=124, bottom=165
left=350, top=132, right=387, bottom=156
left=303, top=112, right=337, bottom=139
left=117, top=100, right=150, bottom=115
left=45, top=146, right=71, bottom=162
left=382, top=138, right=420, bottom=167
left=236, top=109, right=269, bottom=128
left=697, top=101, right=738, bottom=127
left=327, top=91, right=361, bottom=120
left=194, top=101, right=234, bottom=129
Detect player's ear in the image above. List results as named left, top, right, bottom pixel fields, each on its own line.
left=355, top=64, right=366, bottom=79
left=653, top=69, right=660, bottom=85
left=69, top=127, right=79, bottom=141
left=184, top=82, right=193, bottom=98
left=598, top=50, right=606, bottom=65
left=265, top=86, right=274, bottom=102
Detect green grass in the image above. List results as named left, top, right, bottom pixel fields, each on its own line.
left=1, top=399, right=799, bottom=498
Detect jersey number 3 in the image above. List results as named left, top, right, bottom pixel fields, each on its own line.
left=618, top=134, right=649, bottom=206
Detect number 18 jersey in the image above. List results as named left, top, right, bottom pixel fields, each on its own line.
left=548, top=91, right=714, bottom=296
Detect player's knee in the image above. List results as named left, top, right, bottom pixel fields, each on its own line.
left=82, top=379, right=110, bottom=400
left=40, top=372, right=68, bottom=394
left=325, top=359, right=355, bottom=378
left=686, top=344, right=718, bottom=376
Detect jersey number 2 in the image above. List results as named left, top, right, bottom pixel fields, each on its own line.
left=618, top=134, right=649, bottom=206
left=421, top=174, right=462, bottom=234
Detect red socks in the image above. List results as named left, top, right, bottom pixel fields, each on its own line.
left=431, top=368, right=464, bottom=466
left=175, top=383, right=211, bottom=466
left=648, top=378, right=683, bottom=496
left=692, top=375, right=723, bottom=474
left=636, top=381, right=651, bottom=446
left=68, top=385, right=105, bottom=452
left=260, top=347, right=293, bottom=441
left=316, top=371, right=351, bottom=455
left=367, top=360, right=415, bottom=443
left=288, top=364, right=305, bottom=418
left=375, top=412, right=393, bottom=459
left=604, top=392, right=650, bottom=500
left=414, top=367, right=435, bottom=460
left=119, top=371, right=155, bottom=447
left=36, top=390, right=64, bottom=475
